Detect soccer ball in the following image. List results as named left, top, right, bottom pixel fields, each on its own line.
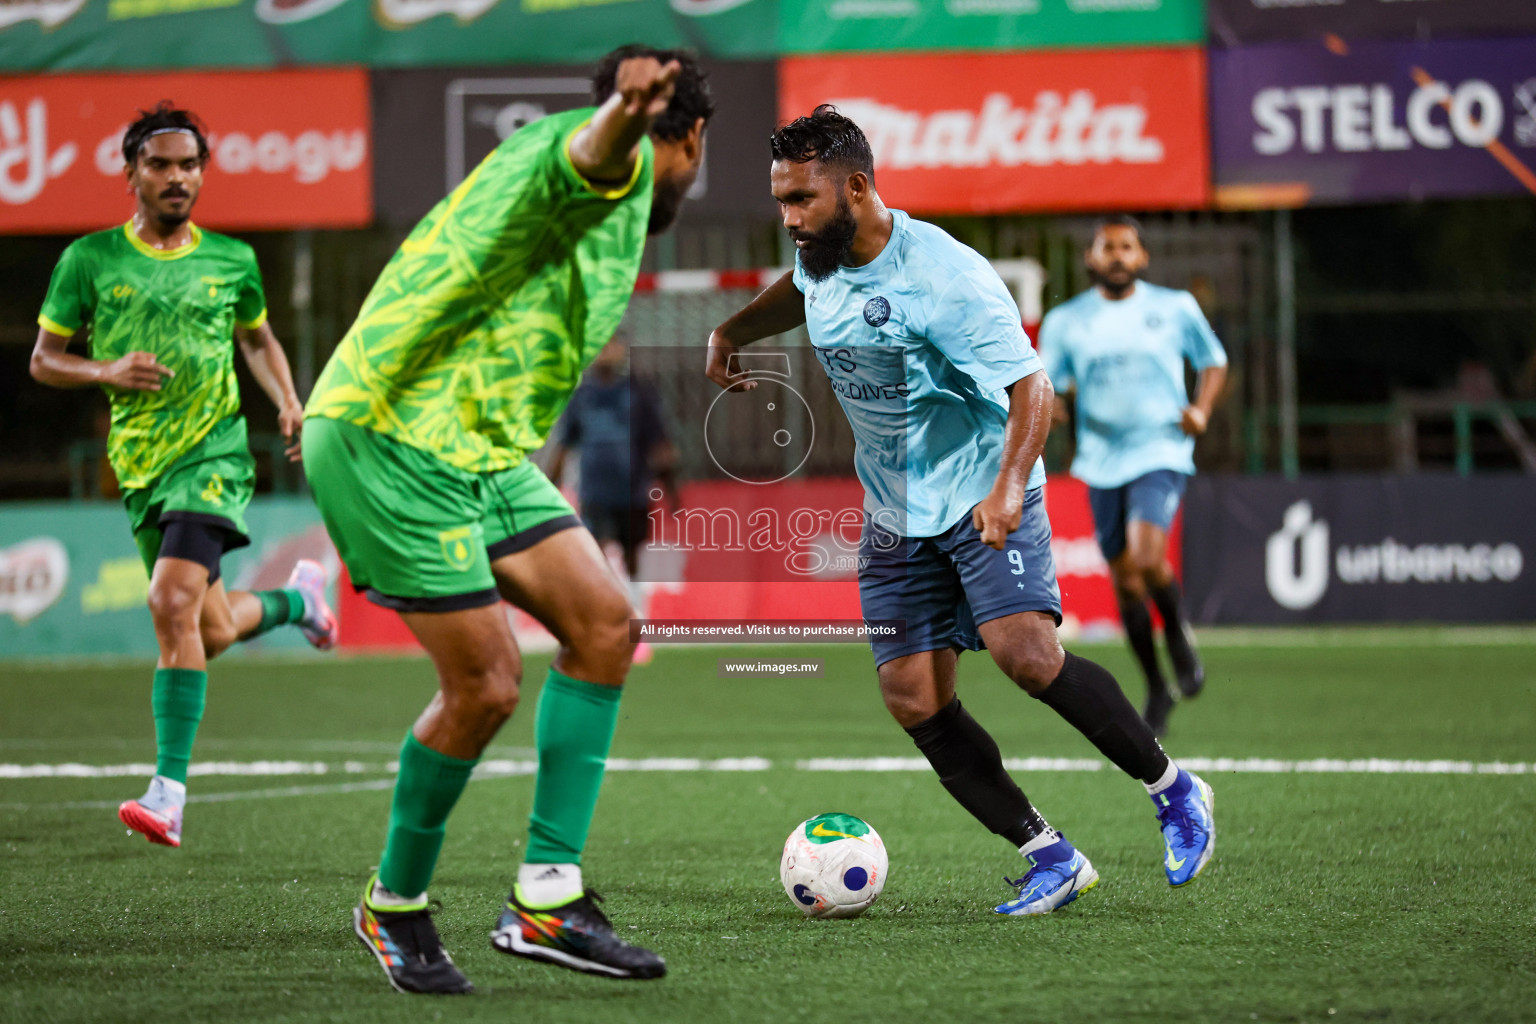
left=779, top=812, right=888, bottom=919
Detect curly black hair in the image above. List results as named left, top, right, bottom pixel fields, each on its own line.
left=770, top=104, right=874, bottom=181
left=1093, top=214, right=1145, bottom=245
left=591, top=44, right=715, bottom=142
left=122, top=101, right=210, bottom=166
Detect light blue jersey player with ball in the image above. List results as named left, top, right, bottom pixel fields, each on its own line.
left=1037, top=218, right=1228, bottom=736
left=706, top=106, right=1215, bottom=914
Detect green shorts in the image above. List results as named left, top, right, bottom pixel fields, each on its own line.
left=303, top=416, right=580, bottom=612
left=123, top=415, right=255, bottom=576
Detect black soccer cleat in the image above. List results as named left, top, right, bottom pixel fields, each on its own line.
left=1143, top=686, right=1175, bottom=738
left=490, top=887, right=666, bottom=980
left=1165, top=620, right=1205, bottom=699
left=353, top=898, right=474, bottom=995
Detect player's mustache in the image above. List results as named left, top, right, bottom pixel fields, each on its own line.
left=160, top=187, right=189, bottom=199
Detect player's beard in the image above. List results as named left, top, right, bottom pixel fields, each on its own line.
left=793, top=194, right=858, bottom=283
left=647, top=176, right=687, bottom=236
left=151, top=188, right=196, bottom=228
left=1088, top=264, right=1140, bottom=298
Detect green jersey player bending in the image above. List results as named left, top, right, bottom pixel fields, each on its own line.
left=30, top=102, right=338, bottom=849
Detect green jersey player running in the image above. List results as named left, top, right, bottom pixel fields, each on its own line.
left=29, top=102, right=338, bottom=849
left=304, top=46, right=711, bottom=995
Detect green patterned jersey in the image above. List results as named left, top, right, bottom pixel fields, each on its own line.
left=38, top=222, right=267, bottom=490
left=306, top=106, right=655, bottom=473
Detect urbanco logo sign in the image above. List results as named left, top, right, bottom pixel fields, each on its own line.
left=1262, top=498, right=1526, bottom=613
left=1265, top=500, right=1329, bottom=611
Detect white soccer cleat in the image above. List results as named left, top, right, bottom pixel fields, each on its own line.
left=287, top=558, right=339, bottom=651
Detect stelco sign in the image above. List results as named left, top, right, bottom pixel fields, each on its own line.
left=1212, top=36, right=1536, bottom=206
left=780, top=49, right=1209, bottom=215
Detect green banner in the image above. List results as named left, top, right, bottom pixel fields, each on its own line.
left=0, top=498, right=335, bottom=659
left=0, top=0, right=778, bottom=71
left=780, top=0, right=1203, bottom=53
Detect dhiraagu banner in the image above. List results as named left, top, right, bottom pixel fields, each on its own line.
left=0, top=0, right=779, bottom=71
left=0, top=498, right=337, bottom=659
left=780, top=0, right=1203, bottom=55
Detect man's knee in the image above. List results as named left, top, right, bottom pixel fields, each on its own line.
left=200, top=622, right=237, bottom=659
left=566, top=599, right=635, bottom=673
left=147, top=580, right=201, bottom=632
left=444, top=656, right=522, bottom=721
left=995, top=646, right=1063, bottom=696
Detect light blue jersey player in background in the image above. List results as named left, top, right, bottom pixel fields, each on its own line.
left=706, top=106, right=1215, bottom=915
left=1038, top=217, right=1228, bottom=737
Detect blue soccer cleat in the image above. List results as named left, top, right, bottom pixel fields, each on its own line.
left=1154, top=770, right=1215, bottom=886
left=994, top=834, right=1099, bottom=916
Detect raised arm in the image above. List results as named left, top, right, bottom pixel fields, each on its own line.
left=31, top=326, right=173, bottom=392
left=973, top=370, right=1054, bottom=550
left=704, top=271, right=807, bottom=391
left=568, top=57, right=679, bottom=186
left=235, top=322, right=304, bottom=461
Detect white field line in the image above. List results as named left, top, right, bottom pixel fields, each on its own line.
left=2, top=754, right=1531, bottom=784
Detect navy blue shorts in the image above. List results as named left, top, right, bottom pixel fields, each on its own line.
left=858, top=488, right=1062, bottom=667
left=1087, top=469, right=1189, bottom=562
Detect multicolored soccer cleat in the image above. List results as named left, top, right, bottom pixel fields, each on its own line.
left=490, top=887, right=665, bottom=979
left=1155, top=770, right=1216, bottom=886
left=994, top=835, right=1099, bottom=916
left=286, top=559, right=338, bottom=651
left=117, top=795, right=182, bottom=848
left=352, top=882, right=473, bottom=995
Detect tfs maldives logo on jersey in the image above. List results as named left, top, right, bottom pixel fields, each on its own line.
left=829, top=92, right=1166, bottom=170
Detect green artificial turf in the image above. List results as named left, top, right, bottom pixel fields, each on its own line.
left=2, top=634, right=1534, bottom=1023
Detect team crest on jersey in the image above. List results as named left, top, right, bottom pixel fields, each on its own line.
left=1145, top=313, right=1163, bottom=329
left=439, top=527, right=475, bottom=571
left=863, top=296, right=890, bottom=327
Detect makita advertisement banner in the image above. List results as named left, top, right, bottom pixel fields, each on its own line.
left=1211, top=36, right=1536, bottom=208
left=0, top=0, right=775, bottom=72
left=372, top=60, right=779, bottom=228
left=778, top=50, right=1209, bottom=215
left=782, top=0, right=1202, bottom=55
left=1210, top=0, right=1536, bottom=48
left=1183, top=475, right=1536, bottom=624
left=0, top=69, right=371, bottom=233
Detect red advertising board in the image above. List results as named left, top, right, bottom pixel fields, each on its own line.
left=0, top=69, right=371, bottom=234
left=779, top=50, right=1209, bottom=215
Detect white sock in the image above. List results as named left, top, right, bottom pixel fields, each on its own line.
left=1144, top=761, right=1181, bottom=796
left=142, top=775, right=186, bottom=811
left=369, top=879, right=426, bottom=909
left=517, top=863, right=583, bottom=907
left=1019, top=828, right=1063, bottom=858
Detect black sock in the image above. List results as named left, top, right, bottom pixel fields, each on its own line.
left=905, top=698, right=1049, bottom=848
left=1148, top=580, right=1195, bottom=670
left=1034, top=652, right=1171, bottom=784
left=1118, top=595, right=1169, bottom=696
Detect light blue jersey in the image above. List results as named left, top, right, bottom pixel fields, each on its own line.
left=1037, top=282, right=1226, bottom=490
left=794, top=210, right=1045, bottom=538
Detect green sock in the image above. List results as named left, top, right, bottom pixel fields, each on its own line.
left=525, top=670, right=623, bottom=865
left=252, top=588, right=306, bottom=636
left=377, top=733, right=478, bottom=899
left=151, top=668, right=208, bottom=784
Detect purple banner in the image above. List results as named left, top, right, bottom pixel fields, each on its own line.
left=1211, top=36, right=1536, bottom=207
left=1210, top=0, right=1536, bottom=49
